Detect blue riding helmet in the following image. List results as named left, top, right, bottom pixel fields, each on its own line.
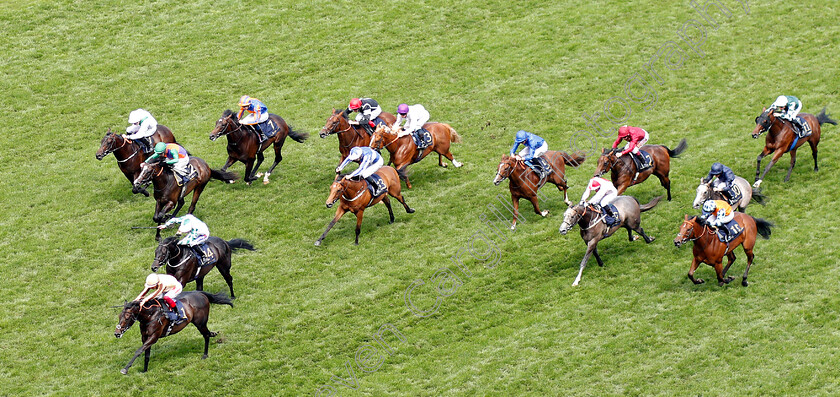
left=515, top=130, right=529, bottom=141
left=709, top=162, right=724, bottom=175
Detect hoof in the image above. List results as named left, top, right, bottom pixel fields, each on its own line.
left=314, top=240, right=321, bottom=247
left=742, top=279, right=749, bottom=287
left=246, top=181, right=252, bottom=186
left=694, top=279, right=705, bottom=285
left=631, top=235, right=640, bottom=241
left=202, top=354, right=208, bottom=360
left=646, top=236, right=656, bottom=243
left=510, top=224, right=516, bottom=231
left=454, top=161, right=463, bottom=168
left=540, top=210, right=549, bottom=217
left=120, top=369, right=128, bottom=375
left=256, top=173, right=263, bottom=178
left=263, top=179, right=270, bottom=185
left=441, top=163, right=448, bottom=168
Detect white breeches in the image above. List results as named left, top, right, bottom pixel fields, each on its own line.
left=164, top=284, right=182, bottom=299
left=709, top=212, right=734, bottom=226
left=240, top=112, right=269, bottom=125
left=518, top=141, right=548, bottom=160
left=358, top=157, right=384, bottom=178
left=171, top=158, right=190, bottom=176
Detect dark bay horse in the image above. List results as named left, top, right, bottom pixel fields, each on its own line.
left=369, top=124, right=463, bottom=189
left=594, top=139, right=687, bottom=200
left=318, top=108, right=397, bottom=162
left=315, top=166, right=414, bottom=246
left=151, top=236, right=255, bottom=298
left=751, top=107, right=836, bottom=189
left=559, top=196, right=662, bottom=286
left=209, top=109, right=308, bottom=185
left=674, top=214, right=773, bottom=287
left=114, top=291, right=233, bottom=374
left=692, top=176, right=764, bottom=212
left=133, top=158, right=238, bottom=239
left=492, top=151, right=586, bottom=230
left=95, top=127, right=177, bottom=196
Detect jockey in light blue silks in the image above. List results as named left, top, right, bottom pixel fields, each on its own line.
left=238, top=95, right=270, bottom=142
left=336, top=146, right=385, bottom=193
left=769, top=95, right=804, bottom=132
left=158, top=214, right=212, bottom=263
left=510, top=130, right=548, bottom=175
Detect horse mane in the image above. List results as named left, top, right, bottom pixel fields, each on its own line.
left=123, top=300, right=141, bottom=310
left=222, top=109, right=235, bottom=118
left=340, top=108, right=351, bottom=118
left=160, top=236, right=179, bottom=246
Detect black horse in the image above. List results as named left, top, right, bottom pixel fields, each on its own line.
left=151, top=236, right=255, bottom=299
left=114, top=291, right=233, bottom=374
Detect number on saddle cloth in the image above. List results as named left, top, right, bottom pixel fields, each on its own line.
left=724, top=184, right=743, bottom=206
left=633, top=150, right=653, bottom=171
left=524, top=157, right=551, bottom=180
left=715, top=219, right=744, bottom=243
left=191, top=243, right=217, bottom=267
left=411, top=128, right=433, bottom=150
left=364, top=174, right=387, bottom=198
left=257, top=119, right=277, bottom=138
left=793, top=116, right=812, bottom=138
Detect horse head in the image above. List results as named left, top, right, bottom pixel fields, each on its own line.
left=594, top=148, right=618, bottom=177
left=320, top=108, right=347, bottom=138
left=751, top=107, right=775, bottom=139
left=115, top=301, right=140, bottom=338
left=493, top=155, right=516, bottom=185
left=133, top=161, right=159, bottom=188
left=674, top=215, right=700, bottom=248
left=559, top=205, right=585, bottom=235
left=96, top=128, right=119, bottom=160
left=692, top=179, right=712, bottom=209
left=151, top=237, right=177, bottom=272
left=326, top=174, right=346, bottom=208
left=210, top=110, right=240, bottom=141
left=369, top=124, right=394, bottom=151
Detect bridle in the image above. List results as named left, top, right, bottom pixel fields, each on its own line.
left=594, top=151, right=617, bottom=177
left=153, top=242, right=188, bottom=271
left=102, top=135, right=140, bottom=163
left=676, top=219, right=711, bottom=243
left=212, top=116, right=245, bottom=144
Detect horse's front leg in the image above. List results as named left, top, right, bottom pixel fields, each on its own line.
left=315, top=207, right=347, bottom=246
left=354, top=209, right=365, bottom=245
left=784, top=149, right=797, bottom=182
left=756, top=149, right=786, bottom=188
left=251, top=151, right=266, bottom=181
left=722, top=251, right=737, bottom=281
left=121, top=336, right=158, bottom=375
left=687, top=257, right=704, bottom=284
left=573, top=240, right=599, bottom=286
left=220, top=156, right=236, bottom=172
left=243, top=158, right=256, bottom=184
left=753, top=147, right=772, bottom=187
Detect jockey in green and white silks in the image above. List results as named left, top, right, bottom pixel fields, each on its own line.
left=770, top=95, right=804, bottom=131
left=158, top=214, right=209, bottom=247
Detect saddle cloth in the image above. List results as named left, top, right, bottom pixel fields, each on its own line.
left=177, top=164, right=198, bottom=186
left=412, top=128, right=433, bottom=150
left=191, top=242, right=217, bottom=268
left=793, top=116, right=812, bottom=138
left=715, top=219, right=744, bottom=243
left=256, top=119, right=278, bottom=139
left=365, top=174, right=387, bottom=198
left=602, top=203, right=621, bottom=227
left=526, top=156, right=552, bottom=181
left=723, top=183, right=742, bottom=207
left=634, top=150, right=653, bottom=171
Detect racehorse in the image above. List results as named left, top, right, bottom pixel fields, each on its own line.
left=114, top=291, right=233, bottom=374
left=692, top=176, right=765, bottom=212
left=318, top=108, right=397, bottom=162
left=559, top=196, right=662, bottom=286
left=151, top=236, right=256, bottom=298
left=593, top=139, right=687, bottom=200
left=369, top=124, right=463, bottom=189
left=751, top=107, right=836, bottom=189
left=95, top=127, right=177, bottom=196
left=209, top=109, right=308, bottom=185
left=315, top=167, right=414, bottom=246
left=133, top=158, right=238, bottom=240
left=674, top=214, right=773, bottom=287
left=492, top=151, right=586, bottom=230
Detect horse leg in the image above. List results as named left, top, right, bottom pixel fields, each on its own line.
left=400, top=165, right=412, bottom=189
left=315, top=207, right=347, bottom=246
left=261, top=144, right=284, bottom=185
left=633, top=226, right=655, bottom=243
left=756, top=149, right=784, bottom=188
left=220, top=156, right=236, bottom=172
left=656, top=174, right=672, bottom=201
left=573, top=240, right=598, bottom=286
left=714, top=261, right=732, bottom=286
left=721, top=252, right=736, bottom=284
left=557, top=185, right=572, bottom=206
left=218, top=258, right=235, bottom=298
left=784, top=149, right=798, bottom=182
left=511, top=196, right=521, bottom=230
left=389, top=190, right=415, bottom=214
left=243, top=158, right=256, bottom=184
left=195, top=276, right=204, bottom=292
left=354, top=210, right=365, bottom=245
left=441, top=150, right=462, bottom=168
left=808, top=139, right=819, bottom=171
left=143, top=348, right=151, bottom=372
left=438, top=153, right=445, bottom=167
left=121, top=336, right=157, bottom=374
left=687, top=257, right=704, bottom=285
left=527, top=196, right=548, bottom=217
left=593, top=246, right=604, bottom=267
left=193, top=318, right=214, bottom=359
left=186, top=183, right=207, bottom=214
left=382, top=196, right=395, bottom=224
left=251, top=151, right=266, bottom=181
left=742, top=247, right=755, bottom=287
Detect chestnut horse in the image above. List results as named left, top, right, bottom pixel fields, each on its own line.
left=751, top=107, right=835, bottom=189
left=133, top=158, right=238, bottom=240
left=209, top=109, right=308, bottom=185
left=95, top=127, right=177, bottom=196
left=114, top=291, right=233, bottom=374
left=692, top=176, right=764, bottom=212
left=369, top=124, right=463, bottom=189
left=315, top=166, right=414, bottom=246
left=594, top=139, right=687, bottom=200
left=492, top=151, right=586, bottom=230
left=151, top=236, right=255, bottom=298
left=319, top=108, right=397, bottom=162
left=559, top=196, right=661, bottom=286
left=674, top=214, right=773, bottom=287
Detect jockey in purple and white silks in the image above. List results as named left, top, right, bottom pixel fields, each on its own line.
left=393, top=104, right=430, bottom=138
left=125, top=109, right=158, bottom=152
left=336, top=146, right=384, bottom=180
left=580, top=176, right=619, bottom=226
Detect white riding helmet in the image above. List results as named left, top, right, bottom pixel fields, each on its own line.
left=702, top=200, right=716, bottom=213
left=144, top=273, right=160, bottom=288
left=772, top=96, right=788, bottom=109
left=128, top=109, right=150, bottom=124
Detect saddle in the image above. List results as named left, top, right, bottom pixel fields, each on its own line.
left=361, top=117, right=387, bottom=136
left=412, top=128, right=434, bottom=150
left=190, top=242, right=217, bottom=268
left=786, top=116, right=812, bottom=152
left=525, top=156, right=552, bottom=181
left=631, top=150, right=653, bottom=172
left=157, top=298, right=187, bottom=328
left=601, top=204, right=621, bottom=227
left=136, top=137, right=154, bottom=154
left=721, top=183, right=743, bottom=207
left=176, top=164, right=198, bottom=186
left=364, top=174, right=387, bottom=198
left=714, top=219, right=744, bottom=243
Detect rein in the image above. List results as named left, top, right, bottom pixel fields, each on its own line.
left=215, top=118, right=245, bottom=145
left=108, top=137, right=140, bottom=163
left=578, top=206, right=605, bottom=230
left=342, top=183, right=367, bottom=202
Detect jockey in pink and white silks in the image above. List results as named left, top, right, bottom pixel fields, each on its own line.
left=125, top=109, right=158, bottom=152
left=134, top=273, right=185, bottom=322
left=393, top=104, right=430, bottom=138
left=580, top=177, right=619, bottom=226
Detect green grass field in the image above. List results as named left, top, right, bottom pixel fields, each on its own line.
left=1, top=0, right=839, bottom=395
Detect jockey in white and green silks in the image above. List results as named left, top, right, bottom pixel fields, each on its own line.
left=158, top=214, right=209, bottom=247
left=770, top=95, right=804, bottom=131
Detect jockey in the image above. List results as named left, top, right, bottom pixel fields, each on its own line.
left=701, top=162, right=737, bottom=201
left=393, top=103, right=430, bottom=138
left=336, top=146, right=384, bottom=188
left=125, top=109, right=158, bottom=153
left=612, top=125, right=649, bottom=167
left=510, top=130, right=548, bottom=174
left=146, top=142, right=191, bottom=184
left=579, top=176, right=619, bottom=226
left=158, top=214, right=211, bottom=263
left=769, top=95, right=804, bottom=131
left=347, top=98, right=384, bottom=134
left=237, top=95, right=270, bottom=141
left=701, top=199, right=735, bottom=239
left=134, top=273, right=185, bottom=322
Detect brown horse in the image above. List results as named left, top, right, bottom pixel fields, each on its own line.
left=751, top=107, right=836, bottom=189
left=151, top=236, right=255, bottom=298
left=133, top=158, right=238, bottom=240
left=674, top=214, right=773, bottom=287
left=369, top=124, right=463, bottom=189
left=209, top=110, right=308, bottom=185
left=593, top=139, right=687, bottom=200
left=114, top=291, right=233, bottom=374
left=559, top=196, right=661, bottom=286
left=492, top=151, right=586, bottom=230
left=318, top=108, right=397, bottom=162
left=95, top=127, right=177, bottom=196
left=315, top=166, right=414, bottom=246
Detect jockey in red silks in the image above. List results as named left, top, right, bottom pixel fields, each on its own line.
left=612, top=125, right=649, bottom=167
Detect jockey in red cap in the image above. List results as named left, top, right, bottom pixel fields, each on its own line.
left=612, top=125, right=649, bottom=166
left=580, top=176, right=619, bottom=227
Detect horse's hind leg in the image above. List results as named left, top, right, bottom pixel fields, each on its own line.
left=194, top=320, right=214, bottom=359
left=656, top=173, right=672, bottom=201
left=721, top=252, right=736, bottom=283
left=261, top=143, right=284, bottom=184
left=389, top=188, right=415, bottom=214
left=633, top=225, right=655, bottom=243
left=441, top=150, right=462, bottom=168
left=382, top=196, right=395, bottom=224
left=809, top=138, right=819, bottom=171
left=593, top=246, right=604, bottom=267
left=195, top=276, right=204, bottom=292
left=217, top=259, right=235, bottom=299
left=527, top=196, right=548, bottom=217
left=742, top=247, right=755, bottom=287
left=784, top=149, right=797, bottom=182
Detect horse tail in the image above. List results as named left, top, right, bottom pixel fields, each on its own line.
left=227, top=238, right=256, bottom=252
left=639, top=195, right=664, bottom=212
left=752, top=217, right=774, bottom=239
left=447, top=125, right=462, bottom=143
left=666, top=138, right=688, bottom=158
left=560, top=151, right=586, bottom=168
left=199, top=291, right=234, bottom=307
left=816, top=107, right=837, bottom=126
left=750, top=189, right=767, bottom=206
left=210, top=169, right=239, bottom=183
left=288, top=125, right=309, bottom=143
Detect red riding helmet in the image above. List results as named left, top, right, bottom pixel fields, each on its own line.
left=348, top=98, right=362, bottom=110
left=591, top=179, right=601, bottom=189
